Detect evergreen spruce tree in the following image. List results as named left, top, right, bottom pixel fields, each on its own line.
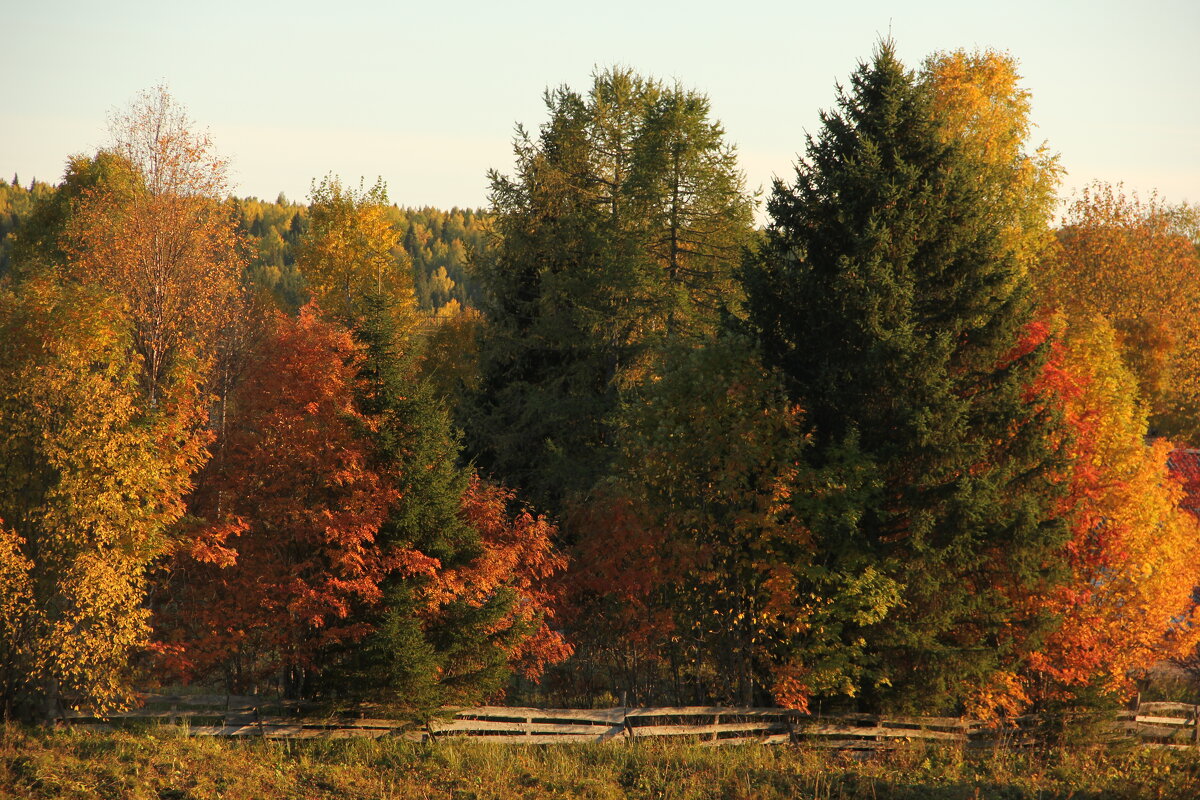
left=743, top=42, right=1068, bottom=712
left=338, top=295, right=525, bottom=712
left=468, top=78, right=639, bottom=513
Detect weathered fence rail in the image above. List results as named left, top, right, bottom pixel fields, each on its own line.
left=60, top=695, right=1200, bottom=748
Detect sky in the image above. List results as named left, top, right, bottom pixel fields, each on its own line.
left=3, top=0, right=1197, bottom=216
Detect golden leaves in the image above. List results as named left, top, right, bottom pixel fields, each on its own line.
left=0, top=276, right=203, bottom=717
left=297, top=176, right=411, bottom=323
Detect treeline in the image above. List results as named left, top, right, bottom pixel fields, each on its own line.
left=233, top=194, right=488, bottom=314
left=0, top=180, right=487, bottom=316
left=2, top=43, right=1200, bottom=724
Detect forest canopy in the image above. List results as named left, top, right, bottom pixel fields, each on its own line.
left=1, top=44, right=1198, bottom=723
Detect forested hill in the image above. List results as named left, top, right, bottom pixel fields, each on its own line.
left=0, top=177, right=55, bottom=278
left=0, top=177, right=487, bottom=314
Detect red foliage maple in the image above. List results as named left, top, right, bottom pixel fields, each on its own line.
left=158, top=305, right=414, bottom=690
left=447, top=477, right=573, bottom=680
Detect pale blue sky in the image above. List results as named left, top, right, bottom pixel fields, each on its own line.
left=4, top=1, right=1197, bottom=216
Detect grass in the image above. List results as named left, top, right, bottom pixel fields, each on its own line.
left=2, top=724, right=1199, bottom=799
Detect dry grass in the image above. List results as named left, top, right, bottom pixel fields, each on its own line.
left=2, top=723, right=1199, bottom=799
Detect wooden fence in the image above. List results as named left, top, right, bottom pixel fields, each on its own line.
left=62, top=695, right=1200, bottom=749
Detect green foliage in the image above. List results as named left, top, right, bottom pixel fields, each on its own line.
left=332, top=295, right=514, bottom=714
left=2, top=156, right=138, bottom=284
left=742, top=43, right=1068, bottom=712
left=569, top=335, right=901, bottom=708
left=467, top=67, right=754, bottom=514
left=397, top=206, right=489, bottom=312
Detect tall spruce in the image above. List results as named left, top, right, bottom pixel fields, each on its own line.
left=742, top=43, right=1068, bottom=712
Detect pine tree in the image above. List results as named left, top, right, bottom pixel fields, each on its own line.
left=743, top=42, right=1068, bottom=713
left=468, top=82, right=623, bottom=512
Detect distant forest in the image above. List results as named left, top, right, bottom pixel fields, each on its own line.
left=0, top=178, right=487, bottom=314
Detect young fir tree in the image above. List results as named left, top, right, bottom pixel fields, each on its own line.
left=742, top=42, right=1068, bottom=713
left=338, top=295, right=534, bottom=713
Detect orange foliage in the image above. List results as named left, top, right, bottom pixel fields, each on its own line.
left=562, top=491, right=696, bottom=649
left=448, top=478, right=572, bottom=679
left=1039, top=183, right=1200, bottom=434
left=65, top=87, right=243, bottom=404
left=1015, top=316, right=1200, bottom=702
left=159, top=305, right=404, bottom=688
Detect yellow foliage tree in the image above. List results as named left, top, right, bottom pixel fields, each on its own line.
left=0, top=277, right=207, bottom=721
left=922, top=49, right=1062, bottom=276
left=297, top=175, right=412, bottom=323
left=1026, top=316, right=1200, bottom=702
left=1036, top=183, right=1200, bottom=438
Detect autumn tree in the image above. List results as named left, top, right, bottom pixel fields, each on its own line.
left=329, top=297, right=570, bottom=713
left=344, top=478, right=569, bottom=715
left=64, top=86, right=244, bottom=405
left=296, top=175, right=410, bottom=323
left=468, top=68, right=753, bottom=513
left=920, top=49, right=1061, bottom=276
left=7, top=152, right=141, bottom=282
left=1036, top=183, right=1200, bottom=439
left=1015, top=316, right=1200, bottom=708
left=0, top=276, right=206, bottom=720
left=157, top=306, right=399, bottom=696
left=743, top=42, right=1068, bottom=713
left=566, top=336, right=898, bottom=708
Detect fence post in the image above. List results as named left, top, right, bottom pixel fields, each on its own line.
left=1193, top=705, right=1199, bottom=746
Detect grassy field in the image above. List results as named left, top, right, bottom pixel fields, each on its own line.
left=2, top=725, right=1199, bottom=799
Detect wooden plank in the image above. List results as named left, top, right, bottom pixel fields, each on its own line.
left=795, top=725, right=966, bottom=741
left=701, top=733, right=793, bottom=747
left=274, top=718, right=399, bottom=730
left=806, top=739, right=901, bottom=750
left=879, top=715, right=973, bottom=727
left=433, top=720, right=623, bottom=736
left=264, top=728, right=391, bottom=740
left=188, top=724, right=264, bottom=737
left=1135, top=715, right=1192, bottom=726
left=629, top=723, right=790, bottom=737
left=139, top=694, right=262, bottom=708
left=63, top=709, right=227, bottom=720
left=455, top=707, right=625, bottom=724
left=878, top=716, right=977, bottom=731
left=433, top=733, right=616, bottom=744
left=1144, top=743, right=1200, bottom=751
left=1136, top=724, right=1192, bottom=740
left=624, top=706, right=791, bottom=718
left=1139, top=702, right=1197, bottom=714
